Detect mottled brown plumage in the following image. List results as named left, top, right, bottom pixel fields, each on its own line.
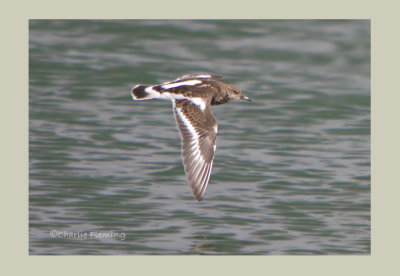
left=174, top=98, right=217, bottom=201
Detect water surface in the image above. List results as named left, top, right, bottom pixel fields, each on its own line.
left=29, top=20, right=370, bottom=255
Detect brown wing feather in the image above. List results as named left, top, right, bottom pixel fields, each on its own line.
left=173, top=99, right=217, bottom=201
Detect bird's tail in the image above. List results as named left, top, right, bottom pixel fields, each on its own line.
left=131, top=85, right=161, bottom=101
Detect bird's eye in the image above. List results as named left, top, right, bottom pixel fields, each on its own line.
left=234, top=90, right=239, bottom=94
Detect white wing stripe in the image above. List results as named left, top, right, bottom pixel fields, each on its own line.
left=162, top=80, right=202, bottom=89
left=175, top=108, right=198, bottom=137
left=175, top=107, right=205, bottom=166
left=173, top=99, right=216, bottom=201
left=188, top=98, right=206, bottom=111
left=176, top=74, right=212, bottom=80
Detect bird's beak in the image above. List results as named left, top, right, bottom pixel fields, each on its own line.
left=240, top=95, right=251, bottom=101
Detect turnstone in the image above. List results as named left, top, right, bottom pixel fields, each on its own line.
left=131, top=74, right=251, bottom=201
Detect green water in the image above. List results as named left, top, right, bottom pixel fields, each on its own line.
left=29, top=20, right=370, bottom=255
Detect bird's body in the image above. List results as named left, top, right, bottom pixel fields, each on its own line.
left=131, top=74, right=250, bottom=201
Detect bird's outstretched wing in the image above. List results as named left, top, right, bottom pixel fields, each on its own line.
left=175, top=73, right=223, bottom=81
left=173, top=98, right=217, bottom=201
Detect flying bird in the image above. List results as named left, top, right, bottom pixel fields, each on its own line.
left=131, top=74, right=251, bottom=201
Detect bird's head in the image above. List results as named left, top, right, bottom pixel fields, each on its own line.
left=226, top=84, right=251, bottom=101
